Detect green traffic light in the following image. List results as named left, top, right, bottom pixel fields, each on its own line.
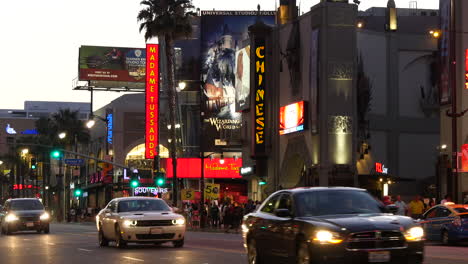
left=156, top=178, right=164, bottom=186
left=74, top=189, right=82, bottom=197
left=259, top=181, right=266, bottom=186
left=51, top=150, right=61, bottom=158
left=130, top=180, right=139, bottom=188
left=31, top=164, right=36, bottom=169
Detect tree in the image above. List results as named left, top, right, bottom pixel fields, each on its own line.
left=138, top=0, right=196, bottom=206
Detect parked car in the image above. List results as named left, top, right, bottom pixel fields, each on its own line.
left=242, top=187, right=424, bottom=264
left=0, top=198, right=50, bottom=235
left=420, top=202, right=468, bottom=245
left=96, top=197, right=186, bottom=248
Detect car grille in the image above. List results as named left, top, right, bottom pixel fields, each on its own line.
left=136, top=233, right=175, bottom=240
left=19, top=216, right=40, bottom=222
left=347, top=231, right=406, bottom=250
left=135, top=220, right=174, bottom=227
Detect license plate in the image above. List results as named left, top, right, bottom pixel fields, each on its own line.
left=150, top=228, right=162, bottom=234
left=26, top=222, right=34, bottom=227
left=369, top=251, right=390, bottom=263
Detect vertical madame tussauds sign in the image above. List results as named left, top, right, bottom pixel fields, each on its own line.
left=145, top=44, right=159, bottom=159
left=252, top=39, right=266, bottom=157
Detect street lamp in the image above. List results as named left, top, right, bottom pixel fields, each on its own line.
left=22, top=148, right=29, bottom=155
left=58, top=132, right=66, bottom=139
left=0, top=160, right=3, bottom=165
left=178, top=82, right=186, bottom=91
left=86, top=119, right=96, bottom=128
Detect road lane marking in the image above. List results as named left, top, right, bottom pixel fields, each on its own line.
left=426, top=255, right=468, bottom=261
left=23, top=239, right=31, bottom=241
left=186, top=245, right=244, bottom=254
left=47, top=243, right=56, bottom=245
left=78, top=248, right=93, bottom=252
left=122, top=256, right=144, bottom=262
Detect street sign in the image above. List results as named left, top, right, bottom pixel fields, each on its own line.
left=181, top=189, right=195, bottom=201
left=64, top=159, right=84, bottom=166
left=204, top=183, right=220, bottom=200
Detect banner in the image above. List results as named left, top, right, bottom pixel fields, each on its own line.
left=79, top=46, right=146, bottom=83
left=439, top=0, right=451, bottom=104
left=310, top=29, right=319, bottom=133
left=145, top=44, right=159, bottom=159
left=235, top=45, right=251, bottom=111
left=204, top=183, right=221, bottom=200
left=162, top=157, right=242, bottom=178
left=200, top=11, right=275, bottom=150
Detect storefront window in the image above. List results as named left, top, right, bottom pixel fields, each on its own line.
left=126, top=144, right=169, bottom=160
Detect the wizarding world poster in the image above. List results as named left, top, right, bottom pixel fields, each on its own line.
left=200, top=10, right=275, bottom=151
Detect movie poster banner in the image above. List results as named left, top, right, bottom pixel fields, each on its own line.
left=79, top=46, right=146, bottom=83
left=200, top=11, right=275, bottom=151
left=439, top=0, right=451, bottom=104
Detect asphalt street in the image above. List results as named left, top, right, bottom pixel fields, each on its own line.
left=0, top=223, right=466, bottom=264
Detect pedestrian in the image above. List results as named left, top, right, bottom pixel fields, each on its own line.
left=224, top=203, right=233, bottom=233
left=408, top=195, right=425, bottom=219
left=210, top=202, right=220, bottom=228
left=232, top=202, right=243, bottom=233
left=428, top=198, right=436, bottom=208
left=382, top=196, right=392, bottom=206
left=393, top=195, right=407, bottom=216
left=440, top=195, right=451, bottom=205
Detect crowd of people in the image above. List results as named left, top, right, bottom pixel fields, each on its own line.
left=381, top=194, right=451, bottom=219
left=182, top=200, right=262, bottom=233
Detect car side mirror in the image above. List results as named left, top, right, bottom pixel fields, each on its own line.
left=385, top=204, right=398, bottom=214
left=275, top=209, right=292, bottom=218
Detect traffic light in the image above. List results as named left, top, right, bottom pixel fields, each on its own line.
left=259, top=178, right=267, bottom=186
left=31, top=158, right=37, bottom=170
left=74, top=186, right=82, bottom=197
left=155, top=172, right=166, bottom=187
left=130, top=174, right=139, bottom=188
left=51, top=150, right=61, bottom=159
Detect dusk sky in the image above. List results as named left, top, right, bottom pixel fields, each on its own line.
left=0, top=0, right=439, bottom=111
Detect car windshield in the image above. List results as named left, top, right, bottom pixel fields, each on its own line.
left=295, top=190, right=384, bottom=217
left=10, top=200, right=44, bottom=211
left=454, top=207, right=468, bottom=213
left=118, top=199, right=170, bottom=212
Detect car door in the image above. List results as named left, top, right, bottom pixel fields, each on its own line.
left=255, top=194, right=281, bottom=259
left=421, top=207, right=438, bottom=240
left=102, top=201, right=117, bottom=238
left=275, top=193, right=296, bottom=261
left=435, top=207, right=452, bottom=241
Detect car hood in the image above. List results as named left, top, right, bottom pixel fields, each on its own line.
left=298, top=214, right=415, bottom=232
left=9, top=210, right=44, bottom=217
left=118, top=211, right=182, bottom=220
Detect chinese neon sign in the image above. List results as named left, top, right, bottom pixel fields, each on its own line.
left=279, top=101, right=306, bottom=135
left=145, top=44, right=159, bottom=159
left=465, top=49, right=468, bottom=89
left=252, top=39, right=266, bottom=157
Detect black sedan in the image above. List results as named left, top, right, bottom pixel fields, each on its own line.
left=242, top=187, right=424, bottom=264
left=0, top=198, right=50, bottom=235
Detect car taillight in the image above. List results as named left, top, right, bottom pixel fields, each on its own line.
left=453, top=216, right=462, bottom=227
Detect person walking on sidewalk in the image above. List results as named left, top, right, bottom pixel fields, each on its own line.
left=393, top=195, right=407, bottom=216
left=210, top=202, right=220, bottom=228
left=408, top=195, right=425, bottom=219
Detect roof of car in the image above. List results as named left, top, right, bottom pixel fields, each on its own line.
left=7, top=198, right=41, bottom=201
left=273, top=186, right=367, bottom=195
left=112, top=197, right=163, bottom=202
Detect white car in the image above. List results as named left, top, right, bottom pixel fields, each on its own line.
left=96, top=197, right=186, bottom=248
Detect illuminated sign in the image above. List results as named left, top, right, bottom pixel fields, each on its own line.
left=106, top=113, right=113, bottom=144
left=6, top=124, right=17, bottom=134
left=145, top=44, right=159, bottom=159
left=13, top=184, right=39, bottom=190
left=461, top=144, right=468, bottom=172
left=375, top=162, right=388, bottom=174
left=5, top=124, right=38, bottom=135
left=240, top=166, right=254, bottom=175
left=465, top=49, right=468, bottom=89
left=134, top=187, right=168, bottom=196
left=279, top=101, right=306, bottom=135
left=252, top=39, right=266, bottom=157
left=163, top=158, right=242, bottom=178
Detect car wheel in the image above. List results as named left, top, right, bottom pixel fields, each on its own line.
left=115, top=225, right=127, bottom=249
left=296, top=241, right=311, bottom=264
left=99, top=229, right=109, bottom=247
left=442, top=230, right=455, bottom=246
left=43, top=225, right=50, bottom=234
left=173, top=238, right=184, bottom=248
left=247, top=239, right=262, bottom=264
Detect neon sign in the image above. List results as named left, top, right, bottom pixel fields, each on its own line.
left=6, top=124, right=17, bottom=134
left=5, top=124, right=38, bottom=135
left=145, top=44, right=159, bottom=159
left=252, top=39, right=266, bottom=157
left=465, top=49, right=468, bottom=89
left=375, top=162, right=388, bottom=174
left=106, top=113, right=113, bottom=144
left=134, top=187, right=168, bottom=196
left=279, top=101, right=306, bottom=135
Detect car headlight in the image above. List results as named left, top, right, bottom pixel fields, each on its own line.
left=5, top=214, right=19, bottom=222
left=40, top=212, right=50, bottom=221
left=241, top=224, right=249, bottom=233
left=123, top=220, right=137, bottom=227
left=172, top=218, right=185, bottom=225
left=405, top=227, right=424, bottom=241
left=313, top=230, right=343, bottom=244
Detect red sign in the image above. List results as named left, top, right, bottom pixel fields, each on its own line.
left=465, top=49, right=468, bottom=89
left=145, top=44, right=159, bottom=159
left=13, top=184, right=39, bottom=190
left=375, top=162, right=388, bottom=174
left=279, top=101, right=305, bottom=135
left=461, top=144, right=468, bottom=172
left=162, top=158, right=242, bottom=178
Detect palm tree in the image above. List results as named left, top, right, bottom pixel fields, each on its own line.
left=138, top=0, right=196, bottom=206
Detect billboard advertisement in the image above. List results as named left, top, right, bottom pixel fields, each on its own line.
left=145, top=44, right=159, bottom=159
left=162, top=158, right=242, bottom=178
left=439, top=0, right=451, bottom=104
left=461, top=144, right=468, bottom=172
left=200, top=11, right=275, bottom=151
left=79, top=46, right=146, bottom=88
left=235, top=45, right=251, bottom=111
left=279, top=101, right=306, bottom=135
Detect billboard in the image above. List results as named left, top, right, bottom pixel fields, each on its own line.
left=279, top=101, right=306, bottom=135
left=439, top=0, right=451, bottom=104
left=145, top=44, right=159, bottom=159
left=79, top=46, right=146, bottom=89
left=200, top=11, right=275, bottom=151
left=162, top=158, right=242, bottom=178
left=235, top=45, right=251, bottom=111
